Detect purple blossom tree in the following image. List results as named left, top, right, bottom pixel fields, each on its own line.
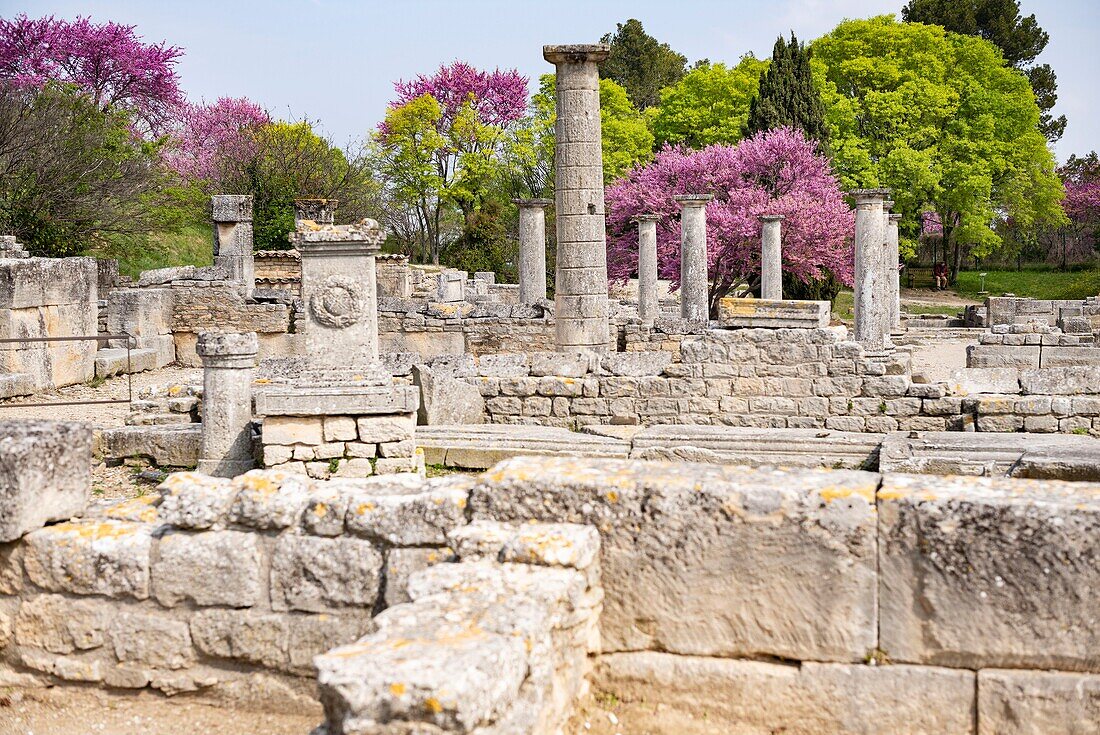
left=605, top=127, right=854, bottom=311
left=391, top=61, right=528, bottom=130
left=0, top=14, right=184, bottom=134
left=166, top=97, right=270, bottom=184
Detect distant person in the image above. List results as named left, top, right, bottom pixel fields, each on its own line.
left=933, top=261, right=948, bottom=290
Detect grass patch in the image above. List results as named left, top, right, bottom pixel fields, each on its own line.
left=954, top=268, right=1100, bottom=301
left=104, top=224, right=213, bottom=280
left=832, top=290, right=854, bottom=321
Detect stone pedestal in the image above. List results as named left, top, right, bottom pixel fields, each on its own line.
left=760, top=215, right=785, bottom=301
left=887, top=212, right=902, bottom=330
left=196, top=331, right=258, bottom=478
left=515, top=198, right=551, bottom=304
left=852, top=189, right=890, bottom=349
left=211, top=195, right=255, bottom=298
left=294, top=198, right=338, bottom=225
left=634, top=215, right=660, bottom=325
left=544, top=43, right=611, bottom=354
left=675, top=194, right=714, bottom=322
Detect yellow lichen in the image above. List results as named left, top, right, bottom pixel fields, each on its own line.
left=424, top=697, right=442, bottom=714
left=389, top=682, right=406, bottom=696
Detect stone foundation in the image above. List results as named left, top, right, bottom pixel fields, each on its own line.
left=260, top=412, right=422, bottom=479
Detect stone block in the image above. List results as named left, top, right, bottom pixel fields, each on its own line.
left=947, top=368, right=1021, bottom=396
left=270, top=533, right=383, bottom=613
left=156, top=472, right=237, bottom=530
left=978, top=669, right=1100, bottom=734
left=472, top=457, right=878, bottom=662
left=14, top=594, right=109, bottom=653
left=263, top=416, right=323, bottom=445
left=356, top=413, right=415, bottom=443
left=152, top=530, right=263, bottom=607
left=323, top=416, right=358, bottom=442
left=190, top=609, right=288, bottom=669
left=413, top=365, right=485, bottom=425
left=228, top=469, right=314, bottom=529
left=286, top=613, right=372, bottom=674
left=0, top=421, right=91, bottom=542
left=1040, top=345, right=1100, bottom=368
left=23, top=520, right=151, bottom=599
left=107, top=287, right=173, bottom=337
left=879, top=473, right=1100, bottom=670
left=96, top=425, right=201, bottom=467
left=1020, top=366, right=1100, bottom=395
left=383, top=547, right=454, bottom=607
left=476, top=353, right=529, bottom=377
left=716, top=298, right=831, bottom=329
left=600, top=351, right=673, bottom=377
left=345, top=479, right=471, bottom=545
left=966, top=344, right=1040, bottom=368
left=110, top=612, right=194, bottom=670
left=528, top=351, right=592, bottom=377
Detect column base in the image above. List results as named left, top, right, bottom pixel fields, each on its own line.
left=196, top=458, right=255, bottom=478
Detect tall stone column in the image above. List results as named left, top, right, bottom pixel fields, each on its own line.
left=887, top=212, right=902, bottom=330
left=295, top=198, right=338, bottom=226
left=760, top=214, right=785, bottom=301
left=514, top=198, right=551, bottom=304
left=196, top=331, right=258, bottom=478
left=212, top=195, right=255, bottom=298
left=634, top=214, right=660, bottom=325
left=675, top=194, right=713, bottom=322
left=544, top=43, right=611, bottom=354
left=852, top=189, right=890, bottom=348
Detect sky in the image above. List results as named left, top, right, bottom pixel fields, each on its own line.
left=6, top=0, right=1099, bottom=160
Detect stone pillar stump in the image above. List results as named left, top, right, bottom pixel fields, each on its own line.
left=634, top=215, right=660, bottom=325
left=197, top=331, right=258, bottom=478
left=514, top=198, right=551, bottom=304
left=211, top=195, right=255, bottom=298
left=852, top=189, right=890, bottom=349
left=760, top=215, right=785, bottom=301
left=675, top=194, right=714, bottom=322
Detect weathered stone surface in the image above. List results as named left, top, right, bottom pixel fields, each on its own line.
left=447, top=520, right=519, bottom=561
left=1020, top=366, right=1100, bottom=394
left=878, top=431, right=1100, bottom=478
left=111, top=612, right=194, bottom=669
left=596, top=652, right=976, bottom=734
left=14, top=594, right=109, bottom=653
left=23, top=520, right=152, bottom=599
left=529, top=351, right=592, bottom=378
left=473, top=457, right=878, bottom=662
left=263, top=416, right=324, bottom=445
left=156, top=472, right=237, bottom=529
left=413, top=364, right=485, bottom=425
left=383, top=547, right=453, bottom=607
left=190, top=609, right=288, bottom=669
left=947, top=367, right=1021, bottom=395
left=0, top=421, right=91, bottom=542
left=879, top=473, right=1100, bottom=670
left=500, top=523, right=599, bottom=569
left=630, top=426, right=883, bottom=470
left=967, top=344, right=1040, bottom=368
left=270, top=533, right=383, bottom=613
left=228, top=469, right=313, bottom=528
left=287, top=613, right=371, bottom=674
left=601, top=351, right=672, bottom=377
left=152, top=530, right=263, bottom=608
left=344, top=478, right=471, bottom=545
left=717, top=298, right=831, bottom=329
left=96, top=425, right=201, bottom=467
left=417, top=424, right=629, bottom=470
left=978, top=669, right=1100, bottom=735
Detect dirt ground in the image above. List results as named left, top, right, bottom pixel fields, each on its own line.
left=570, top=691, right=730, bottom=735
left=900, top=286, right=978, bottom=309
left=0, top=687, right=321, bottom=735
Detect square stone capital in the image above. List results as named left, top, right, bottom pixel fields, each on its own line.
left=674, top=194, right=715, bottom=208
left=631, top=214, right=661, bottom=223
left=211, top=195, right=253, bottom=223
left=513, top=198, right=553, bottom=209
left=850, top=188, right=891, bottom=206
left=293, top=219, right=386, bottom=256
left=543, top=44, right=610, bottom=64
left=759, top=214, right=786, bottom=223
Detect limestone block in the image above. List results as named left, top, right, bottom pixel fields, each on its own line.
left=110, top=612, right=194, bottom=669
left=0, top=541, right=22, bottom=594
left=595, top=652, right=976, bottom=734
left=716, top=298, right=831, bottom=329
left=228, top=469, right=314, bottom=529
left=472, top=457, right=878, bottom=662
left=270, top=533, right=383, bottom=613
left=0, top=256, right=97, bottom=309
left=413, top=365, right=485, bottom=425
left=107, top=288, right=173, bottom=337
left=14, top=594, right=109, bottom=653
left=323, top=416, right=358, bottom=442
left=356, top=413, right=416, bottom=443
left=446, top=520, right=519, bottom=560
left=190, top=609, right=289, bottom=669
left=978, top=669, right=1100, bottom=734
left=1040, top=345, right=1100, bottom=368
left=334, top=457, right=375, bottom=478
left=879, top=473, right=1100, bottom=670
left=344, top=479, right=471, bottom=545
left=947, top=367, right=1021, bottom=395
left=383, top=547, right=454, bottom=607
left=967, top=344, right=1040, bottom=368
left=156, top=472, right=238, bottom=530
left=1020, top=366, right=1100, bottom=395
left=528, top=351, right=592, bottom=378
left=263, top=416, right=324, bottom=445
left=500, top=523, right=600, bottom=569
left=0, top=421, right=91, bottom=542
left=286, top=613, right=372, bottom=674
left=96, top=425, right=201, bottom=467
left=23, top=520, right=152, bottom=599
left=601, top=351, right=672, bottom=377
left=152, top=530, right=263, bottom=607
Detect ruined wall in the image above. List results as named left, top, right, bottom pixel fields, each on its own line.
left=378, top=299, right=557, bottom=357
left=168, top=285, right=291, bottom=366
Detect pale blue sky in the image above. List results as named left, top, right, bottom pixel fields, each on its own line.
left=6, top=0, right=1098, bottom=160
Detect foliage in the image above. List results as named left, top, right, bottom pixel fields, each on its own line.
left=744, top=34, right=828, bottom=147
left=166, top=97, right=269, bottom=184
left=0, top=82, right=181, bottom=256
left=901, top=0, right=1065, bottom=141
left=953, top=268, right=1100, bottom=301
left=0, top=14, right=184, bottom=136
left=651, top=58, right=768, bottom=149
left=811, top=16, right=1064, bottom=282
left=441, top=199, right=516, bottom=280
left=599, top=18, right=688, bottom=110
left=605, top=127, right=854, bottom=313
left=106, top=224, right=212, bottom=280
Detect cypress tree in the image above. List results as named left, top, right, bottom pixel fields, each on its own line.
left=743, top=33, right=828, bottom=148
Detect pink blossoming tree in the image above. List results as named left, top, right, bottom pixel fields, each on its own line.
left=0, top=14, right=184, bottom=135
left=166, top=97, right=270, bottom=184
left=605, top=127, right=854, bottom=311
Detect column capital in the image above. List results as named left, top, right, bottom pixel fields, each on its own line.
left=759, top=214, right=786, bottom=223
left=850, top=188, right=891, bottom=207
left=294, top=198, right=338, bottom=225
left=888, top=213, right=903, bottom=223
left=211, top=194, right=253, bottom=223
left=197, top=331, right=258, bottom=368
left=673, top=194, right=714, bottom=207
left=631, top=214, right=661, bottom=223
left=543, top=44, right=610, bottom=64
left=513, top=198, right=553, bottom=209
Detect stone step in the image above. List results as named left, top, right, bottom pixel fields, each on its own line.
left=0, top=372, right=34, bottom=399
left=94, top=347, right=159, bottom=378
left=630, top=426, right=884, bottom=470
left=879, top=430, right=1100, bottom=479
left=416, top=424, right=631, bottom=469
left=94, top=424, right=201, bottom=467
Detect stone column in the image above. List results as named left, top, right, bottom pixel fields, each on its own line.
left=887, top=212, right=902, bottom=330
left=675, top=194, right=714, bottom=322
left=294, top=199, right=338, bottom=226
left=634, top=214, right=660, bottom=325
left=760, top=215, right=785, bottom=301
left=196, top=331, right=258, bottom=478
left=852, top=189, right=890, bottom=348
left=544, top=43, right=611, bottom=354
left=514, top=198, right=551, bottom=304
left=212, top=195, right=255, bottom=298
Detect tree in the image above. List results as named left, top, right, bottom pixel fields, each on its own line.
left=0, top=82, right=179, bottom=256
left=901, top=0, right=1066, bottom=141
left=0, top=14, right=184, bottom=136
left=441, top=198, right=516, bottom=279
left=605, top=127, right=854, bottom=314
left=811, top=16, right=1064, bottom=283
left=651, top=58, right=768, bottom=149
left=743, top=34, right=828, bottom=146
left=166, top=97, right=270, bottom=185
left=599, top=19, right=688, bottom=110
left=1056, top=153, right=1100, bottom=268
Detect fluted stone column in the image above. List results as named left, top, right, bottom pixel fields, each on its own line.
left=852, top=189, right=890, bottom=348
left=211, top=195, right=255, bottom=297
left=196, top=331, right=258, bottom=478
left=544, top=43, right=610, bottom=354
left=760, top=214, right=785, bottom=300
left=887, top=212, right=902, bottom=330
left=675, top=194, right=713, bottom=322
left=634, top=214, right=660, bottom=325
left=514, top=198, right=551, bottom=304
left=295, top=198, right=338, bottom=226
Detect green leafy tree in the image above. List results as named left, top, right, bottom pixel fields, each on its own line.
left=901, top=0, right=1065, bottom=141
left=599, top=19, right=687, bottom=110
left=441, top=198, right=516, bottom=279
left=651, top=57, right=768, bottom=148
left=743, top=34, right=828, bottom=146
left=812, top=16, right=1065, bottom=282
